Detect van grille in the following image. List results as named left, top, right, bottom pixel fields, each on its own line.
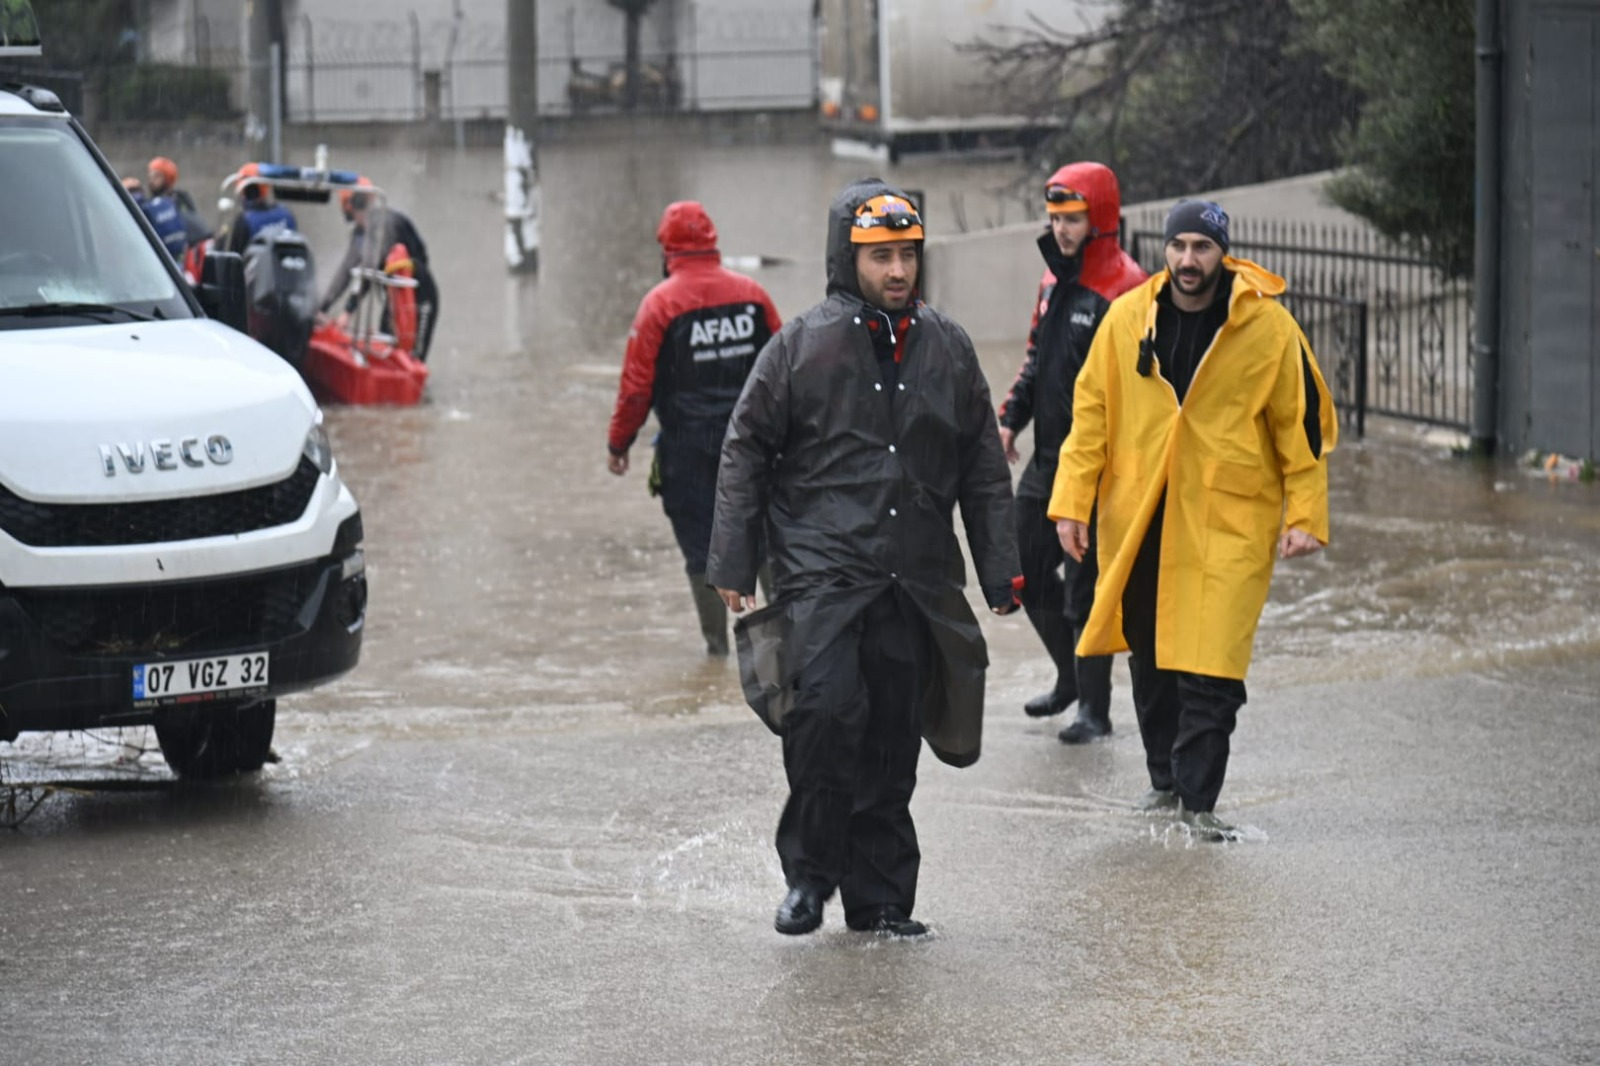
left=0, top=458, right=321, bottom=547
left=9, top=563, right=326, bottom=656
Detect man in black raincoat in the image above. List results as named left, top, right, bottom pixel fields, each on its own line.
left=707, top=179, right=1021, bottom=938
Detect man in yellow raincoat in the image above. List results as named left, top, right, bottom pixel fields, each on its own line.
left=1049, top=200, right=1337, bottom=839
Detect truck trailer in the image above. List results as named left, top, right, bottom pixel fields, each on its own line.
left=816, top=0, right=1078, bottom=159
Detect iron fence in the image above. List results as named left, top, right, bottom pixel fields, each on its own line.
left=1128, top=217, right=1474, bottom=436
left=274, top=10, right=813, bottom=122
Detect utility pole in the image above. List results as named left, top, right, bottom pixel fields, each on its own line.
left=246, top=0, right=286, bottom=157
left=505, top=0, right=540, bottom=273
left=246, top=0, right=271, bottom=149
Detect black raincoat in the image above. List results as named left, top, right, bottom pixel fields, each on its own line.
left=706, top=179, right=1020, bottom=768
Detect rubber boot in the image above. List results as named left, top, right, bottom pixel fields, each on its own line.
left=1058, top=640, right=1113, bottom=744
left=1022, top=606, right=1078, bottom=717
left=688, top=572, right=729, bottom=657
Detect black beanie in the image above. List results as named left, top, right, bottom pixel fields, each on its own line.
left=1163, top=199, right=1230, bottom=253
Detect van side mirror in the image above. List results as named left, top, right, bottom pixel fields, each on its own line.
left=197, top=251, right=247, bottom=333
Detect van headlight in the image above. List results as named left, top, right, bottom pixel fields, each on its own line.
left=303, top=422, right=334, bottom=475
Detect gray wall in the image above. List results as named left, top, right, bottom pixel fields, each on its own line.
left=1499, top=0, right=1600, bottom=458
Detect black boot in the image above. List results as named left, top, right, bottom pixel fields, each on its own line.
left=1023, top=606, right=1077, bottom=717
left=775, top=886, right=824, bottom=935
left=847, top=905, right=927, bottom=938
left=1058, top=650, right=1112, bottom=744
left=687, top=572, right=729, bottom=657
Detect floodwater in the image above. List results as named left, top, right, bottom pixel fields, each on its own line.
left=4, top=133, right=1600, bottom=1065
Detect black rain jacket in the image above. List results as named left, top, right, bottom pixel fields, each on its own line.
left=998, top=234, right=1115, bottom=499
left=706, top=178, right=1020, bottom=768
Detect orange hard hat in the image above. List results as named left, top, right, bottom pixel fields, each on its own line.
left=339, top=176, right=374, bottom=212
left=1045, top=184, right=1089, bottom=215
left=850, top=193, right=924, bottom=244
left=148, top=156, right=178, bottom=186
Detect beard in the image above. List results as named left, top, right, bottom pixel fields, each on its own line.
left=1172, top=258, right=1224, bottom=301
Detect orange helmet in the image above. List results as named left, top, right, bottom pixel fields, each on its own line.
left=339, top=176, right=374, bottom=214
left=1044, top=184, right=1089, bottom=216
left=849, top=193, right=923, bottom=244
left=148, top=156, right=178, bottom=187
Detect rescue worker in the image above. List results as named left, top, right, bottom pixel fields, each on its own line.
left=708, top=180, right=1021, bottom=937
left=607, top=201, right=782, bottom=657
left=1050, top=200, right=1337, bottom=839
left=137, top=155, right=189, bottom=261
left=146, top=156, right=211, bottom=250
left=223, top=174, right=297, bottom=255
left=997, top=162, right=1146, bottom=742
left=320, top=187, right=440, bottom=361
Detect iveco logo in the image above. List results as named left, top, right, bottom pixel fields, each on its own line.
left=99, top=435, right=234, bottom=476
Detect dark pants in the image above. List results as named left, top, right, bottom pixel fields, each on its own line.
left=1121, top=501, right=1246, bottom=812
left=777, top=589, right=925, bottom=927
left=413, top=270, right=439, bottom=361
left=657, top=436, right=720, bottom=576
left=1016, top=493, right=1112, bottom=711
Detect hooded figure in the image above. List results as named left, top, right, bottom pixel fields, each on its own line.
left=607, top=201, right=782, bottom=655
left=707, top=178, right=1019, bottom=937
left=997, top=161, right=1146, bottom=737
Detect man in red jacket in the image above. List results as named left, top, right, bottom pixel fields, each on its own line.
left=608, top=201, right=782, bottom=656
left=997, top=163, right=1147, bottom=742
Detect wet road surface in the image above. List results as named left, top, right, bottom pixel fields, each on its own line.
left=4, top=135, right=1600, bottom=1064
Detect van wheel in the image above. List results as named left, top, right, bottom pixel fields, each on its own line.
left=154, top=699, right=277, bottom=779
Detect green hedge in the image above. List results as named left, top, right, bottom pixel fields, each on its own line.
left=105, top=64, right=235, bottom=121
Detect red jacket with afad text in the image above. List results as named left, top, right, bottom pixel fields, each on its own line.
left=608, top=202, right=783, bottom=455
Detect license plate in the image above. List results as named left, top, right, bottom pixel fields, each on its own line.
left=132, top=652, right=270, bottom=707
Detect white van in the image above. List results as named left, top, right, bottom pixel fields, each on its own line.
left=0, top=83, right=366, bottom=777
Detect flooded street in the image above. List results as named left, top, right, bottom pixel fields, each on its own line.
left=5, top=133, right=1600, bottom=1064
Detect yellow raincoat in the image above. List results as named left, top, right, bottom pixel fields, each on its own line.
left=1047, top=257, right=1337, bottom=679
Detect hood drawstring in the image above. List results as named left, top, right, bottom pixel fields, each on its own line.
left=865, top=310, right=912, bottom=362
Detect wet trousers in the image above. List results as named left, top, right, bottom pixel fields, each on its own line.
left=1121, top=502, right=1246, bottom=813
left=777, top=589, right=924, bottom=927
left=658, top=438, right=721, bottom=576
left=413, top=271, right=439, bottom=362
left=1015, top=493, right=1112, bottom=712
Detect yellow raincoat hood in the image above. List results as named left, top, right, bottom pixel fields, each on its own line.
left=1048, top=257, right=1337, bottom=679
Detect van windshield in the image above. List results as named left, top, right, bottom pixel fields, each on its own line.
left=0, top=120, right=193, bottom=327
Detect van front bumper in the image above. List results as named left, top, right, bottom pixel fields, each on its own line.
left=0, top=549, right=365, bottom=741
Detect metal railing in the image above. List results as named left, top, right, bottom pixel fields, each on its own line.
left=9, top=9, right=815, bottom=124
left=271, top=10, right=815, bottom=122
left=1129, top=217, right=1474, bottom=435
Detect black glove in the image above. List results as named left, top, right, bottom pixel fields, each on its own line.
left=984, top=576, right=1023, bottom=615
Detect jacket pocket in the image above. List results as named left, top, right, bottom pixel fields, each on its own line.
left=1200, top=458, right=1263, bottom=497
left=1200, top=458, right=1267, bottom=542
